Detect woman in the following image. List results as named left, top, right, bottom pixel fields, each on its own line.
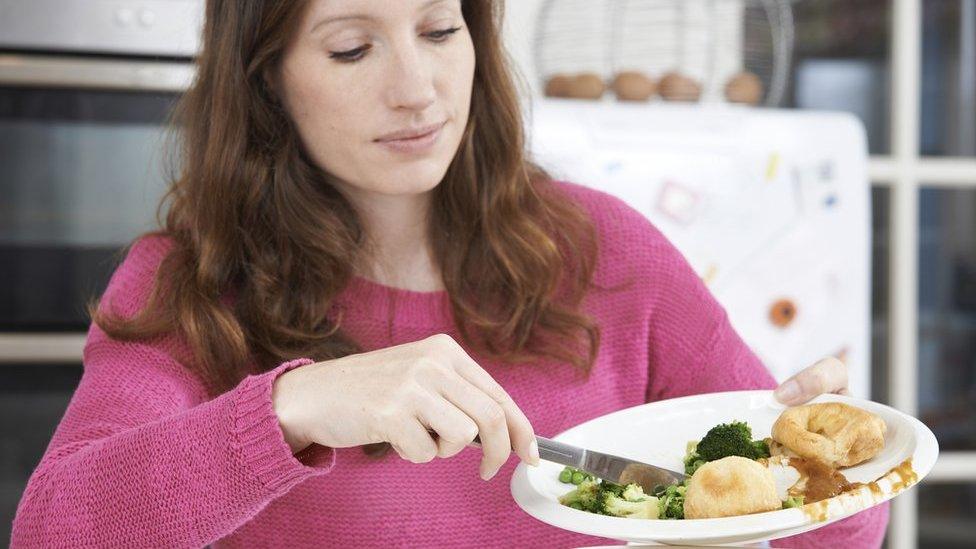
left=12, top=1, right=887, bottom=547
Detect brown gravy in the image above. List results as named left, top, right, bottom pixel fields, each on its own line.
left=788, top=457, right=853, bottom=503
left=890, top=458, right=919, bottom=491
left=799, top=458, right=918, bottom=523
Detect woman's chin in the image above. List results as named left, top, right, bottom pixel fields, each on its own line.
left=367, top=164, right=450, bottom=196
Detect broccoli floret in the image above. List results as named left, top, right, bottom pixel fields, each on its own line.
left=696, top=421, right=767, bottom=462
left=753, top=438, right=771, bottom=459
left=600, top=479, right=626, bottom=497
left=603, top=492, right=660, bottom=519
left=783, top=496, right=805, bottom=509
left=728, top=420, right=752, bottom=439
left=683, top=440, right=707, bottom=475
left=684, top=451, right=706, bottom=476
left=621, top=483, right=647, bottom=502
left=558, top=478, right=603, bottom=513
left=657, top=483, right=686, bottom=519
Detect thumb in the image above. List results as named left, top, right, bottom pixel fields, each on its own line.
left=774, top=356, right=849, bottom=406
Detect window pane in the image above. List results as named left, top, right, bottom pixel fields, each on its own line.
left=921, top=0, right=976, bottom=156
left=789, top=0, right=891, bottom=155
left=872, top=186, right=891, bottom=404
left=918, top=483, right=976, bottom=548
left=918, top=188, right=976, bottom=451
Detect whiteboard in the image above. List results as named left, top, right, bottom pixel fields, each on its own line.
left=528, top=99, right=872, bottom=399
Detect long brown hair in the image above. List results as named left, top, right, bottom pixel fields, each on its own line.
left=94, top=0, right=599, bottom=455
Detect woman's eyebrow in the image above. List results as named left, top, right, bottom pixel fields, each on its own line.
left=310, top=14, right=371, bottom=35
left=310, top=0, right=453, bottom=35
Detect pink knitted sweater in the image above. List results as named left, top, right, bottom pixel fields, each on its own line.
left=12, top=182, right=887, bottom=548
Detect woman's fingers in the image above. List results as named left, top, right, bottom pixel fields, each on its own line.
left=436, top=372, right=516, bottom=480
left=388, top=418, right=439, bottom=464
left=774, top=356, right=849, bottom=406
left=448, top=351, right=540, bottom=469
left=417, top=397, right=480, bottom=459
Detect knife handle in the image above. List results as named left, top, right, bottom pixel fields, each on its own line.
left=533, top=435, right=585, bottom=468
left=433, top=431, right=583, bottom=468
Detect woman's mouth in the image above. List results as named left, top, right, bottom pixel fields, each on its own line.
left=374, top=121, right=446, bottom=155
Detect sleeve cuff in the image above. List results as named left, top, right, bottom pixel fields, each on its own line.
left=231, top=358, right=337, bottom=494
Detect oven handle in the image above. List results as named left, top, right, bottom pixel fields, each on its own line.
left=0, top=333, right=86, bottom=364
left=0, top=54, right=194, bottom=92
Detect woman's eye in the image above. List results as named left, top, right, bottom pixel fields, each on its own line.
left=424, top=26, right=462, bottom=42
left=327, top=26, right=460, bottom=63
left=329, top=44, right=371, bottom=62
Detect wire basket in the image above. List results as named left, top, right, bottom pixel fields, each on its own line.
left=533, top=0, right=794, bottom=106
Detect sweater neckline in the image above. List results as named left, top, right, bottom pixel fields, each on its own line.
left=334, top=274, right=454, bottom=329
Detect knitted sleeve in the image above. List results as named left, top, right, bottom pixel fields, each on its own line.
left=11, top=237, right=334, bottom=548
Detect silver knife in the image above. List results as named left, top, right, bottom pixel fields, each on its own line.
left=531, top=435, right=687, bottom=491
left=454, top=431, right=687, bottom=492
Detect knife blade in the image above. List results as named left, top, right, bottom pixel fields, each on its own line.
left=532, top=435, right=687, bottom=492
left=441, top=430, right=687, bottom=492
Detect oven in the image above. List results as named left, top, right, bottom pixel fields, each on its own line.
left=0, top=1, right=202, bottom=540
left=0, top=0, right=201, bottom=360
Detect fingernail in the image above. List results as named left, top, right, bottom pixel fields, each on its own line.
left=529, top=439, right=540, bottom=467
left=775, top=380, right=801, bottom=404
left=480, top=461, right=495, bottom=481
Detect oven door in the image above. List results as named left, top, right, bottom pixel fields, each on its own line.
left=0, top=54, right=192, bottom=363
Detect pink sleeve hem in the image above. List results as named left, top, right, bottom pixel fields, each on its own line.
left=231, top=358, right=336, bottom=494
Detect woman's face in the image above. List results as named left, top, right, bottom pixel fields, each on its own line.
left=276, top=0, right=475, bottom=200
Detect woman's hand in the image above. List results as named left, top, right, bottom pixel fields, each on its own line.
left=773, top=356, right=849, bottom=406
left=271, top=334, right=540, bottom=480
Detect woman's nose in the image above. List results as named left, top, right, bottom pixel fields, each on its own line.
left=385, top=43, right=437, bottom=111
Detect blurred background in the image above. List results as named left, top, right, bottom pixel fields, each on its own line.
left=0, top=1, right=974, bottom=547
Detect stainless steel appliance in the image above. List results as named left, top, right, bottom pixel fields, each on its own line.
left=0, top=0, right=202, bottom=363
left=0, top=2, right=204, bottom=541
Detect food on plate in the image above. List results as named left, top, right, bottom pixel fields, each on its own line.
left=555, top=402, right=888, bottom=520
left=556, top=466, right=684, bottom=520
left=765, top=454, right=857, bottom=504
left=654, top=482, right=686, bottom=519
left=771, top=402, right=887, bottom=468
left=683, top=420, right=770, bottom=475
left=602, top=484, right=660, bottom=519
left=684, top=456, right=782, bottom=519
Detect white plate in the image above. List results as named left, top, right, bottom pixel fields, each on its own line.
left=511, top=390, right=938, bottom=546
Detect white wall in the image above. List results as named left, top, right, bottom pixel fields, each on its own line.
left=501, top=0, right=546, bottom=97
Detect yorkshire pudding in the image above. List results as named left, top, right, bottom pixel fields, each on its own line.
left=771, top=402, right=886, bottom=468
left=684, top=456, right=781, bottom=519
